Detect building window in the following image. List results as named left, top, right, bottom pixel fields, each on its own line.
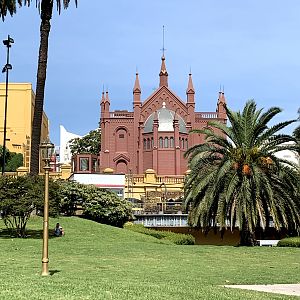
left=151, top=138, right=154, bottom=148
left=181, top=138, right=185, bottom=149
left=170, top=137, right=174, bottom=148
left=79, top=157, right=89, bottom=171
left=147, top=138, right=150, bottom=149
left=92, top=158, right=97, bottom=172
left=119, top=134, right=124, bottom=138
left=164, top=137, right=169, bottom=148
left=159, top=137, right=163, bottom=148
left=185, top=139, right=188, bottom=149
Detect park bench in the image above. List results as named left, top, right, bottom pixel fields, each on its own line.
left=257, top=239, right=280, bottom=247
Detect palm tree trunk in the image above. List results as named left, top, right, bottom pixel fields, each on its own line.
left=30, top=0, right=53, bottom=175
left=239, top=219, right=255, bottom=246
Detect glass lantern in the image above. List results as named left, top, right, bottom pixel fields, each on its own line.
left=39, top=139, right=55, bottom=168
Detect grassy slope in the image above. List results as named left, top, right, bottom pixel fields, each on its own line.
left=0, top=217, right=299, bottom=300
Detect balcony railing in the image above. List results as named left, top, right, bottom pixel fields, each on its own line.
left=110, top=111, right=133, bottom=118
left=195, top=112, right=218, bottom=120
left=126, top=174, right=185, bottom=184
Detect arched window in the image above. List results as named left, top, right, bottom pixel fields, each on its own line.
left=164, top=137, right=169, bottom=148
left=116, top=127, right=128, bottom=152
left=151, top=138, right=154, bottom=148
left=143, top=139, right=146, bottom=150
left=170, top=137, right=174, bottom=148
left=181, top=138, right=185, bottom=149
left=159, top=137, right=163, bottom=148
left=147, top=138, right=150, bottom=149
left=185, top=139, right=188, bottom=149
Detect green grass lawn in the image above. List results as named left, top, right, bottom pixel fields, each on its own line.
left=0, top=217, right=299, bottom=300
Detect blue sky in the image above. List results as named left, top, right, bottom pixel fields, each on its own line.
left=1, top=0, right=300, bottom=145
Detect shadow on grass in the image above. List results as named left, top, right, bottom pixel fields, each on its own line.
left=0, top=229, right=58, bottom=239
left=49, top=270, right=61, bottom=276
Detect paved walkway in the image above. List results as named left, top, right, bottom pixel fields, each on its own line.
left=224, top=284, right=300, bottom=297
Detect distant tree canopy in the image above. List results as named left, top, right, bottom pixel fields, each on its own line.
left=69, top=129, right=101, bottom=155
left=0, top=146, right=23, bottom=172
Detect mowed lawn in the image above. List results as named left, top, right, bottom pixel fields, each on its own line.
left=0, top=217, right=299, bottom=300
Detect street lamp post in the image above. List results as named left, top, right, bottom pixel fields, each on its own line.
left=1, top=35, right=14, bottom=175
left=39, top=139, right=54, bottom=276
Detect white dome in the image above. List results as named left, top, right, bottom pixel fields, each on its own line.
left=144, top=103, right=187, bottom=133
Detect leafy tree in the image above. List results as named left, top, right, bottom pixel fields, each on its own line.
left=0, top=175, right=60, bottom=237
left=0, top=176, right=39, bottom=237
left=184, top=100, right=300, bottom=246
left=0, top=146, right=23, bottom=172
left=0, top=146, right=10, bottom=171
left=0, top=0, right=78, bottom=175
left=69, top=129, right=101, bottom=155
left=5, top=152, right=23, bottom=171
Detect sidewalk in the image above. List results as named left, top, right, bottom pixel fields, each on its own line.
left=224, top=284, right=300, bottom=297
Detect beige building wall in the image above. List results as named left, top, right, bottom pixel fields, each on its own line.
left=0, top=83, right=49, bottom=169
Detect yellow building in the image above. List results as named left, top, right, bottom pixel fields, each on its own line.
left=0, top=83, right=49, bottom=169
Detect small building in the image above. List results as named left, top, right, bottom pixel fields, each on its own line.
left=69, top=173, right=125, bottom=198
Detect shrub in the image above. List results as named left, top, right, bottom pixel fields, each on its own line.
left=82, top=185, right=132, bottom=227
left=124, top=223, right=195, bottom=245
left=162, top=231, right=195, bottom=245
left=277, top=237, right=300, bottom=247
left=56, top=180, right=84, bottom=216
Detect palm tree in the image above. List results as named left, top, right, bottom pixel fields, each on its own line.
left=184, top=100, right=300, bottom=246
left=1, top=0, right=77, bottom=175
left=0, top=0, right=17, bottom=20
left=294, top=125, right=300, bottom=156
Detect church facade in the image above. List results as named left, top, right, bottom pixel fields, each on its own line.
left=99, top=55, right=227, bottom=175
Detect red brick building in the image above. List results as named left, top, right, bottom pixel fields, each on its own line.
left=100, top=55, right=227, bottom=175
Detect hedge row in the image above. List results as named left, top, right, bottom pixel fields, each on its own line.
left=277, top=237, right=300, bottom=247
left=124, top=223, right=195, bottom=245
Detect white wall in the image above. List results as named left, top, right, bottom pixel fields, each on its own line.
left=59, top=125, right=82, bottom=164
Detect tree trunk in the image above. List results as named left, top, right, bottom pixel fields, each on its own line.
left=239, top=219, right=255, bottom=246
left=30, top=0, right=53, bottom=175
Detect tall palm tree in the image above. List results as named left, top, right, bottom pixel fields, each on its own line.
left=1, top=0, right=77, bottom=175
left=184, top=100, right=300, bottom=246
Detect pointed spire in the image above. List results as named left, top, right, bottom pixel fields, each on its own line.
left=159, top=56, right=168, bottom=87
left=217, top=86, right=226, bottom=104
left=100, top=88, right=105, bottom=104
left=217, top=87, right=226, bottom=119
left=186, top=73, right=195, bottom=94
left=105, top=89, right=110, bottom=103
left=186, top=73, right=195, bottom=104
left=133, top=72, right=141, bottom=94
